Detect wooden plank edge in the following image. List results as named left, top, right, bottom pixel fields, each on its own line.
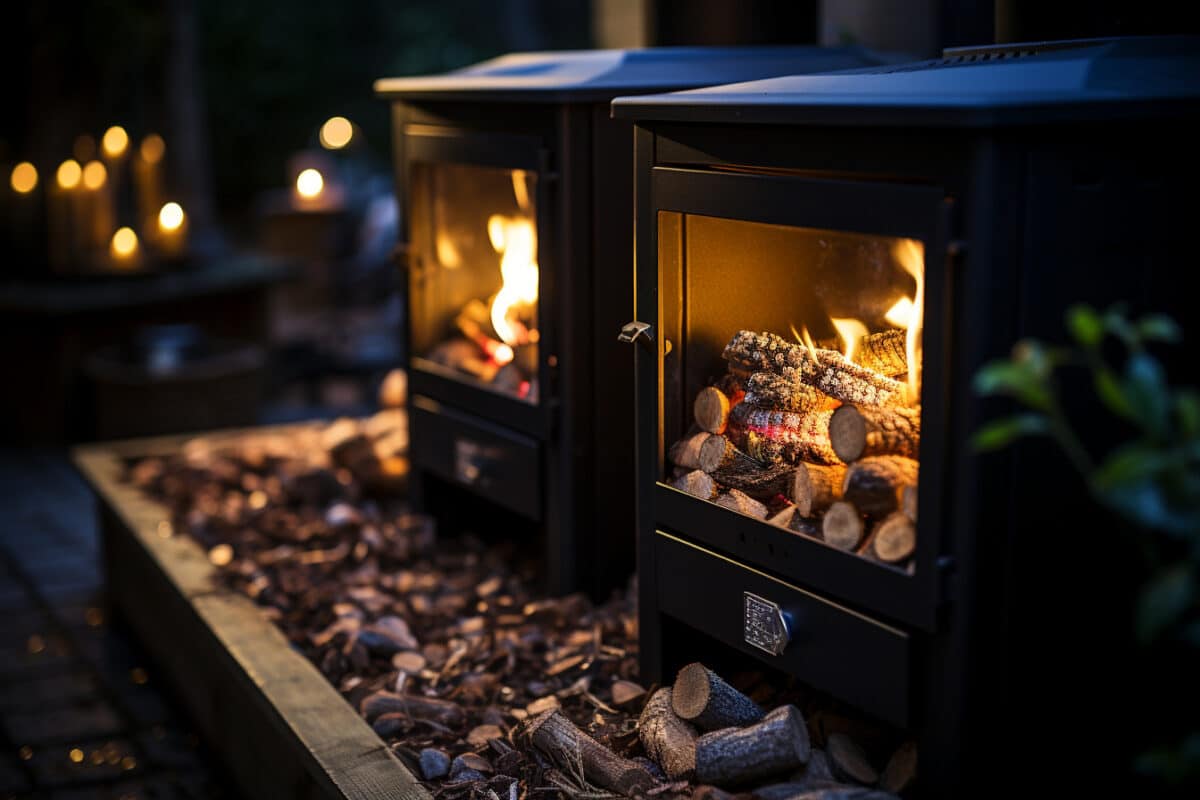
left=72, top=440, right=431, bottom=800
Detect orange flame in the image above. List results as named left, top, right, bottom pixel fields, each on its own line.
left=892, top=239, right=925, bottom=404
left=790, top=323, right=818, bottom=361
left=486, top=171, right=537, bottom=347
left=830, top=317, right=868, bottom=362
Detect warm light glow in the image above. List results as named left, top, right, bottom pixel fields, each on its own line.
left=512, top=170, right=530, bottom=211
left=831, top=317, right=869, bottom=362
left=102, top=126, right=129, bottom=158
left=82, top=161, right=107, bottom=190
left=56, top=159, right=82, bottom=189
left=158, top=201, right=185, bottom=231
left=893, top=239, right=925, bottom=403
left=296, top=168, right=324, bottom=198
left=111, top=226, right=139, bottom=258
left=10, top=162, right=37, bottom=193
left=140, top=133, right=166, bottom=164
left=487, top=213, right=538, bottom=345
left=885, top=296, right=915, bottom=328
left=435, top=233, right=461, bottom=268
left=319, top=116, right=353, bottom=149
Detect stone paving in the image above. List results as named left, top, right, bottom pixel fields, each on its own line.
left=0, top=450, right=238, bottom=800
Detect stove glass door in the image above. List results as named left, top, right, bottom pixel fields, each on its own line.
left=409, top=162, right=540, bottom=404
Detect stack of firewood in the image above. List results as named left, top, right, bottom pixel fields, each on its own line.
left=669, top=330, right=919, bottom=568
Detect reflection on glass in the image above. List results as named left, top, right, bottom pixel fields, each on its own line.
left=660, top=213, right=924, bottom=572
left=411, top=163, right=539, bottom=403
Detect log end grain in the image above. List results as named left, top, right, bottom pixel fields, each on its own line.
left=870, top=512, right=916, bottom=564
left=672, top=662, right=765, bottom=730
left=695, top=386, right=733, bottom=434
left=821, top=502, right=865, bottom=552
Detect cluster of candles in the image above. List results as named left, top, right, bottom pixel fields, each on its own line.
left=6, top=125, right=188, bottom=271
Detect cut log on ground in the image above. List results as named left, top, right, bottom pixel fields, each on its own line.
left=695, top=705, right=811, bottom=786
left=842, top=456, right=918, bottom=519
left=828, top=405, right=921, bottom=463
left=826, top=733, right=878, bottom=786
left=878, top=741, right=917, bottom=794
left=670, top=430, right=712, bottom=470
left=822, top=502, right=865, bottom=551
left=523, top=709, right=656, bottom=796
left=869, top=512, right=917, bottom=564
left=854, top=330, right=907, bottom=378
left=360, top=690, right=465, bottom=728
left=730, top=406, right=838, bottom=466
left=638, top=688, right=698, bottom=781
left=790, top=463, right=846, bottom=516
left=672, top=470, right=718, bottom=501
left=715, top=489, right=768, bottom=519
left=745, top=372, right=829, bottom=414
left=695, top=387, right=735, bottom=434
left=789, top=748, right=835, bottom=787
left=672, top=662, right=764, bottom=730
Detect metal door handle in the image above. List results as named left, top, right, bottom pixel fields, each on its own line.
left=618, top=321, right=654, bottom=348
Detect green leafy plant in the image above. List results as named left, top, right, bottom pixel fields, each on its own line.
left=974, top=304, right=1200, bottom=786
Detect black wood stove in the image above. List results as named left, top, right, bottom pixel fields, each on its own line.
left=375, top=47, right=880, bottom=598
left=614, top=37, right=1200, bottom=794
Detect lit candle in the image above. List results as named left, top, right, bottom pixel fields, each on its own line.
left=155, top=201, right=187, bottom=259
left=294, top=167, right=324, bottom=208
left=82, top=160, right=113, bottom=252
left=7, top=162, right=42, bottom=264
left=110, top=225, right=140, bottom=269
left=133, top=134, right=165, bottom=231
left=48, top=159, right=82, bottom=270
left=101, top=126, right=132, bottom=240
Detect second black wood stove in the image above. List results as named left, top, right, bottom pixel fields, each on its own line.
left=614, top=36, right=1200, bottom=795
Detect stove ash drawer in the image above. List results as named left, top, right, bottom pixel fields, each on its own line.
left=654, top=531, right=910, bottom=727
left=411, top=397, right=541, bottom=520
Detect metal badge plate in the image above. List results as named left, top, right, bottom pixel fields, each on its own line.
left=744, top=592, right=791, bottom=656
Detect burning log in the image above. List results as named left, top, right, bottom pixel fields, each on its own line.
left=695, top=387, right=737, bottom=434
left=854, top=330, right=907, bottom=378
left=868, top=512, right=917, bottom=564
left=745, top=372, right=829, bottom=414
left=638, top=688, right=698, bottom=781
left=715, top=489, right=768, bottom=519
left=672, top=663, right=764, bottom=730
left=522, top=709, right=656, bottom=796
left=841, top=456, right=918, bottom=519
left=826, top=733, right=878, bottom=786
left=828, top=405, right=921, bottom=463
left=821, top=502, right=864, bottom=551
left=672, top=469, right=719, bottom=500
left=811, top=352, right=907, bottom=408
left=790, top=463, right=846, bottom=517
left=694, top=705, right=811, bottom=786
left=699, top=434, right=760, bottom=475
left=729, top=406, right=838, bottom=466
left=722, top=331, right=906, bottom=407
left=455, top=301, right=515, bottom=366
left=670, top=430, right=712, bottom=470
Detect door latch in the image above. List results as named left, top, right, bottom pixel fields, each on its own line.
left=618, top=321, right=654, bottom=348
